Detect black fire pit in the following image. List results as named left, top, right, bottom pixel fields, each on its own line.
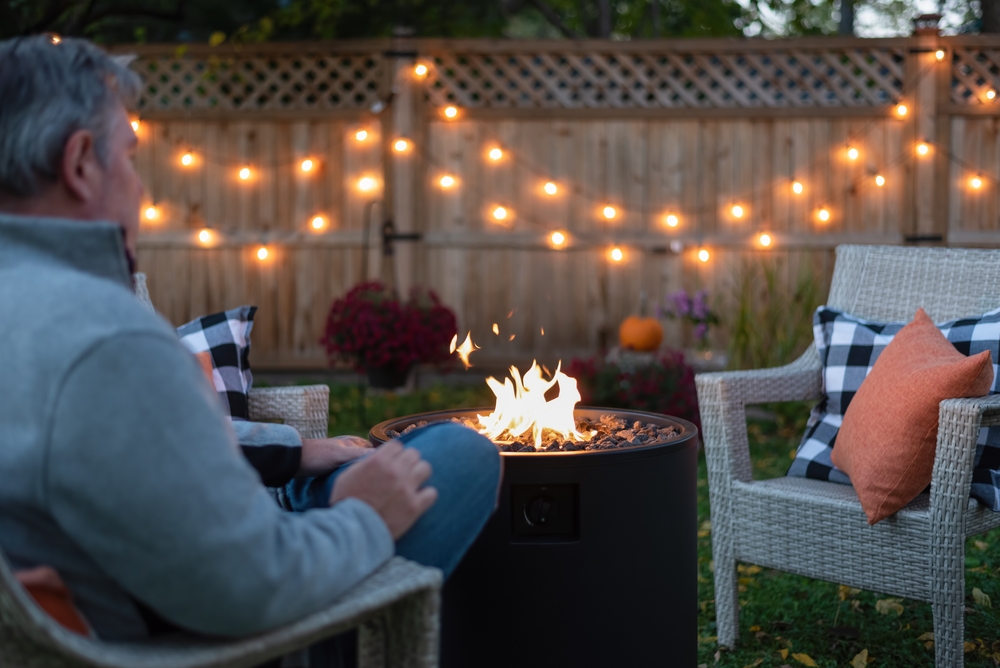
left=370, top=407, right=698, bottom=668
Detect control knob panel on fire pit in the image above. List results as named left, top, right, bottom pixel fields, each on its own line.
left=511, top=484, right=578, bottom=541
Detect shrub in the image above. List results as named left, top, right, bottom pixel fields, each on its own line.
left=322, top=282, right=457, bottom=371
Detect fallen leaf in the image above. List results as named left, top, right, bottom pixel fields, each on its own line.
left=974, top=540, right=989, bottom=551
left=924, top=641, right=934, bottom=650
left=875, top=598, right=904, bottom=616
left=789, top=448, right=798, bottom=459
left=838, top=585, right=862, bottom=600
left=850, top=600, right=861, bottom=612
left=698, top=636, right=718, bottom=644
left=738, top=564, right=763, bottom=575
left=779, top=649, right=789, bottom=659
left=740, top=660, right=763, bottom=668
left=917, top=632, right=935, bottom=642
left=965, top=641, right=977, bottom=653
left=791, top=653, right=817, bottom=667
left=749, top=625, right=761, bottom=632
left=739, top=577, right=754, bottom=585
left=851, top=649, right=869, bottom=668
left=973, top=587, right=992, bottom=608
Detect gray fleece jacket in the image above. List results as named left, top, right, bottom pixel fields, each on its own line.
left=0, top=214, right=394, bottom=640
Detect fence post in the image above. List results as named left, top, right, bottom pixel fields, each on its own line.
left=388, top=28, right=418, bottom=295
left=908, top=17, right=946, bottom=243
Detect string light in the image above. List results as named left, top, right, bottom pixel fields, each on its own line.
left=256, top=246, right=269, bottom=261
left=300, top=159, right=314, bottom=172
left=792, top=180, right=803, bottom=194
left=988, top=90, right=997, bottom=100
left=355, top=129, right=369, bottom=141
left=698, top=249, right=710, bottom=263
left=875, top=174, right=886, bottom=187
left=609, top=247, right=624, bottom=262
left=544, top=181, right=558, bottom=195
left=444, top=106, right=458, bottom=119
left=818, top=208, right=831, bottom=222
left=239, top=166, right=251, bottom=180
left=847, top=146, right=859, bottom=160
left=896, top=103, right=908, bottom=117
left=493, top=206, right=507, bottom=221
left=180, top=152, right=194, bottom=167
left=131, top=120, right=140, bottom=132
left=311, top=215, right=326, bottom=230
left=603, top=206, right=617, bottom=219
left=731, top=204, right=744, bottom=218
left=50, top=35, right=61, bottom=44
left=358, top=176, right=376, bottom=192
left=197, top=229, right=213, bottom=245
left=394, top=139, right=410, bottom=152
left=144, top=206, right=158, bottom=221
left=439, top=175, right=455, bottom=188
left=971, top=175, right=984, bottom=189
left=414, top=64, right=428, bottom=76
left=488, top=147, right=503, bottom=161
left=935, top=49, right=946, bottom=61
left=550, top=231, right=566, bottom=247
left=665, top=214, right=679, bottom=227
left=758, top=232, right=772, bottom=248
left=916, top=142, right=930, bottom=156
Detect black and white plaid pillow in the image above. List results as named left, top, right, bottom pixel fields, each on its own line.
left=787, top=306, right=1000, bottom=511
left=176, top=306, right=257, bottom=420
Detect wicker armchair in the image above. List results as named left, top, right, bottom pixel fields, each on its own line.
left=0, top=273, right=442, bottom=668
left=696, top=245, right=1000, bottom=668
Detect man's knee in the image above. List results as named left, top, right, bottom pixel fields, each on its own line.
left=403, top=422, right=501, bottom=483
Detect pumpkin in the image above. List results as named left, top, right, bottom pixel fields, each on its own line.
left=619, top=316, right=663, bottom=351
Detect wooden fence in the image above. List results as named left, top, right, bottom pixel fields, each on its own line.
left=112, top=34, right=1000, bottom=369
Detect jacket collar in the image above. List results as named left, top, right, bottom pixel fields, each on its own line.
left=0, top=214, right=132, bottom=290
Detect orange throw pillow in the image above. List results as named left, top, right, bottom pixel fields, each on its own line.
left=15, top=566, right=91, bottom=636
left=831, top=308, right=994, bottom=524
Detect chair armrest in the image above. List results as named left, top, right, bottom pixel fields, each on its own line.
left=695, top=346, right=823, bottom=484
left=931, top=394, right=1000, bottom=523
left=248, top=385, right=330, bottom=440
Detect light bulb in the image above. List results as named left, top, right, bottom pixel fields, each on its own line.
left=544, top=182, right=558, bottom=195
left=550, top=231, right=566, bottom=247
left=875, top=174, right=885, bottom=187
left=414, top=64, right=428, bottom=76
left=144, top=206, right=157, bottom=221
left=731, top=205, right=744, bottom=218
left=493, top=206, right=507, bottom=221
left=792, top=181, right=803, bottom=194
left=935, top=49, right=946, bottom=61
left=489, top=148, right=503, bottom=161
left=256, top=246, right=269, bottom=261
left=440, top=175, right=455, bottom=188
left=698, top=249, right=710, bottom=263
left=197, top=229, right=212, bottom=245
left=444, top=106, right=458, bottom=118
left=50, top=35, right=61, bottom=44
left=896, top=103, right=908, bottom=117
left=603, top=206, right=616, bottom=219
left=181, top=153, right=194, bottom=166
left=610, top=247, right=623, bottom=262
left=355, top=129, right=369, bottom=141
left=311, top=215, right=325, bottom=229
left=818, top=208, right=831, bottom=222
left=394, top=139, right=409, bottom=152
left=847, top=147, right=859, bottom=160
left=759, top=233, right=772, bottom=247
left=131, top=120, right=140, bottom=132
left=666, top=214, right=679, bottom=227
left=358, top=177, right=376, bottom=192
left=988, top=90, right=997, bottom=100
left=300, top=159, right=314, bottom=172
left=972, top=176, right=984, bottom=189
left=239, top=167, right=251, bottom=180
left=916, top=142, right=930, bottom=156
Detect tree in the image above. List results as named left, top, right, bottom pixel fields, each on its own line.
left=982, top=0, right=1000, bottom=32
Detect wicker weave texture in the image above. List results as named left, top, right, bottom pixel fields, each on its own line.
left=696, top=245, right=1000, bottom=668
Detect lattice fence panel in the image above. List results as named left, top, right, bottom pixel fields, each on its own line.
left=133, top=53, right=387, bottom=113
left=951, top=47, right=1000, bottom=105
left=422, top=48, right=906, bottom=109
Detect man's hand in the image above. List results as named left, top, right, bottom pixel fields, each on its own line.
left=329, top=440, right=437, bottom=540
left=298, top=436, right=373, bottom=477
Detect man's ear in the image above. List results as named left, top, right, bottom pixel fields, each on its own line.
left=60, top=129, right=103, bottom=204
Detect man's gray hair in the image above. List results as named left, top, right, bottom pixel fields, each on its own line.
left=0, top=35, right=142, bottom=198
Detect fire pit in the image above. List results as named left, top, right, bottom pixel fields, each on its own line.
left=369, top=363, right=698, bottom=667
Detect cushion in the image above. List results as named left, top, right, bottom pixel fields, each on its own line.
left=830, top=309, right=993, bottom=524
left=788, top=305, right=1000, bottom=511
left=177, top=306, right=257, bottom=420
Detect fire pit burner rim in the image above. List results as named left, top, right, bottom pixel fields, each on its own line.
left=368, top=406, right=698, bottom=456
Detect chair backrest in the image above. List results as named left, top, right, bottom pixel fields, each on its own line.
left=827, top=245, right=1000, bottom=322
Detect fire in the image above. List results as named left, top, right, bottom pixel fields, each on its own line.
left=477, top=361, right=594, bottom=449
left=450, top=332, right=479, bottom=368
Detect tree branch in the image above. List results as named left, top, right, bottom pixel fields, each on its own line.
left=525, top=0, right=581, bottom=38
left=25, top=0, right=74, bottom=35
left=83, top=0, right=185, bottom=27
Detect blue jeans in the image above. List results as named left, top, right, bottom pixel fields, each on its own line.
left=284, top=422, right=502, bottom=578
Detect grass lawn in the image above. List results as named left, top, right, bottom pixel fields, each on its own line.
left=323, top=384, right=1000, bottom=667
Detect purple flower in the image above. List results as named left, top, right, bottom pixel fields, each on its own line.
left=670, top=290, right=691, bottom=316
left=694, top=323, right=708, bottom=341
left=692, top=290, right=710, bottom=320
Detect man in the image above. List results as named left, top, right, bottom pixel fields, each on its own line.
left=0, top=34, right=500, bottom=645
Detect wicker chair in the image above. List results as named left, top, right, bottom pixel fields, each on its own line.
left=0, top=273, right=442, bottom=668
left=696, top=245, right=1000, bottom=668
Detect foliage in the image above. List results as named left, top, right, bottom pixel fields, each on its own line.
left=321, top=281, right=457, bottom=372
left=566, top=351, right=700, bottom=428
left=660, top=288, right=720, bottom=348
left=725, top=258, right=824, bottom=371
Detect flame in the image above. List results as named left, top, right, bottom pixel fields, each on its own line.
left=478, top=361, right=592, bottom=449
left=449, top=332, right=479, bottom=369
